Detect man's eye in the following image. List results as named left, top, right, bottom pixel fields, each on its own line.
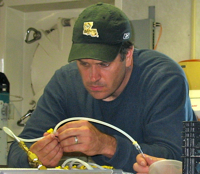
left=100, top=63, right=110, bottom=67
left=80, top=62, right=89, bottom=66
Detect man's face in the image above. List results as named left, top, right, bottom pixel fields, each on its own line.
left=76, top=50, right=133, bottom=101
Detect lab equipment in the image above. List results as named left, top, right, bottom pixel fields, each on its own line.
left=189, top=90, right=200, bottom=120
left=0, top=72, right=9, bottom=165
left=182, top=121, right=200, bottom=174
left=179, top=59, right=200, bottom=90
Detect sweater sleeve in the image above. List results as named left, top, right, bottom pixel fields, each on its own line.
left=140, top=73, right=193, bottom=158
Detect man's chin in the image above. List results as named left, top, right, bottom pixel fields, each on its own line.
left=89, top=91, right=108, bottom=100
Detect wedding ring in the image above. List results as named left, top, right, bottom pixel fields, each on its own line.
left=74, top=136, right=78, bottom=144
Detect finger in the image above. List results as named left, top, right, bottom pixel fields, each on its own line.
left=43, top=132, right=50, bottom=136
left=57, top=127, right=78, bottom=141
left=57, top=120, right=89, bottom=133
left=145, top=155, right=165, bottom=165
left=58, top=124, right=90, bottom=141
left=136, top=153, right=147, bottom=167
left=39, top=144, right=63, bottom=167
left=59, top=136, right=81, bottom=147
left=62, top=142, right=86, bottom=153
left=49, top=145, right=63, bottom=166
left=58, top=125, right=93, bottom=143
left=133, top=162, right=149, bottom=173
left=30, top=133, right=58, bottom=152
left=59, top=134, right=91, bottom=153
left=61, top=136, right=100, bottom=155
left=41, top=144, right=63, bottom=167
left=41, top=139, right=60, bottom=155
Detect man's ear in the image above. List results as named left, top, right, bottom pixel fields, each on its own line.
left=126, top=46, right=134, bottom=67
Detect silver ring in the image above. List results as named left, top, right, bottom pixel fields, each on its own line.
left=74, top=136, right=78, bottom=144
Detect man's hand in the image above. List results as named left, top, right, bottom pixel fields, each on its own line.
left=57, top=120, right=117, bottom=158
left=29, top=133, right=63, bottom=167
left=133, top=154, right=165, bottom=174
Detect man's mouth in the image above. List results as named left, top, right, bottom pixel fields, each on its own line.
left=89, top=85, right=104, bottom=91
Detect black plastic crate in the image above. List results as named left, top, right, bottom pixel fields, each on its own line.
left=182, top=157, right=200, bottom=174
left=182, top=121, right=200, bottom=174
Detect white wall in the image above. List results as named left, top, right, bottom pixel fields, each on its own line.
left=23, top=8, right=83, bottom=119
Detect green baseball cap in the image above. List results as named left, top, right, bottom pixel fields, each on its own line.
left=68, top=2, right=132, bottom=62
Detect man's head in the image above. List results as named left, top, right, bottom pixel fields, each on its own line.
left=69, top=3, right=134, bottom=101
left=68, top=2, right=132, bottom=62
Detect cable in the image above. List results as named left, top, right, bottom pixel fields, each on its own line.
left=60, top=158, right=112, bottom=170
left=3, top=127, right=43, bottom=142
left=3, top=127, right=21, bottom=142
left=3, top=117, right=144, bottom=156
left=61, top=158, right=94, bottom=170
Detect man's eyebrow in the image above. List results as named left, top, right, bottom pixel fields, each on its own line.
left=77, top=59, right=110, bottom=64
left=77, top=59, right=89, bottom=62
left=77, top=59, right=87, bottom=63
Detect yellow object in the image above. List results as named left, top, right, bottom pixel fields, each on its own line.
left=132, top=141, right=137, bottom=145
left=179, top=60, right=200, bottom=90
left=101, top=165, right=113, bottom=169
left=46, top=128, right=54, bottom=134
left=18, top=141, right=47, bottom=170
left=55, top=166, right=69, bottom=170
left=55, top=164, right=113, bottom=170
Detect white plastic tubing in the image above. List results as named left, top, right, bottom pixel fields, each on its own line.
left=3, top=117, right=144, bottom=156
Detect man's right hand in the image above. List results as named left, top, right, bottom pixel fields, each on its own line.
left=133, top=154, right=165, bottom=174
left=29, top=133, right=63, bottom=167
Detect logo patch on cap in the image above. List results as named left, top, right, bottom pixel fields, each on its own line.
left=123, top=33, right=130, bottom=40
left=83, top=22, right=99, bottom=38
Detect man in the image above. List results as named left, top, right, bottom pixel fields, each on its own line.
left=7, top=2, right=194, bottom=173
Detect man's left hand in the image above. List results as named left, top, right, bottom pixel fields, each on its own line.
left=56, top=120, right=116, bottom=158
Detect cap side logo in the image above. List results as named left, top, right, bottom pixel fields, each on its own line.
left=83, top=22, right=99, bottom=38
left=123, top=32, right=130, bottom=40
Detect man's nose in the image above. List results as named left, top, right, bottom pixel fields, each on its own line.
left=89, top=66, right=101, bottom=82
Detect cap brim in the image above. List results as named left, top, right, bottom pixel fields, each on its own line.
left=68, top=43, right=122, bottom=62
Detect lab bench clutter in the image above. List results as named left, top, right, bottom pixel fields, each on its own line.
left=0, top=72, right=9, bottom=166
